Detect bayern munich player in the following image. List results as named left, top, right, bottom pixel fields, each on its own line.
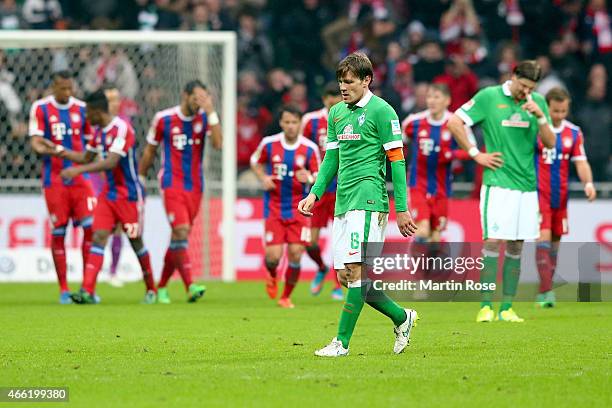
left=251, top=105, right=320, bottom=308
left=29, top=70, right=95, bottom=304
left=535, top=87, right=596, bottom=308
left=59, top=90, right=156, bottom=304
left=139, top=80, right=222, bottom=304
left=300, top=82, right=344, bottom=300
left=402, top=83, right=474, bottom=243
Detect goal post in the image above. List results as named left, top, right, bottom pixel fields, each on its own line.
left=0, top=30, right=237, bottom=282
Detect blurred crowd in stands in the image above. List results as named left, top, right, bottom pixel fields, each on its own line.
left=0, top=0, right=610, bottom=183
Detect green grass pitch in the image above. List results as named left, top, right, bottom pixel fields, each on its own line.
left=1, top=282, right=610, bottom=407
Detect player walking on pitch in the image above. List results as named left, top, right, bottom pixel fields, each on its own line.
left=251, top=105, right=320, bottom=308
left=29, top=70, right=95, bottom=304
left=448, top=60, right=556, bottom=322
left=298, top=52, right=418, bottom=357
left=139, top=80, right=222, bottom=303
left=535, top=87, right=596, bottom=308
left=301, top=82, right=344, bottom=300
left=59, top=90, right=156, bottom=304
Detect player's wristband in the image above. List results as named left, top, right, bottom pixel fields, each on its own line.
left=468, top=146, right=480, bottom=158
left=537, top=116, right=548, bottom=126
left=585, top=182, right=594, bottom=189
left=208, top=111, right=220, bottom=126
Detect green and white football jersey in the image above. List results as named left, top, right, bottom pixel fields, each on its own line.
left=322, top=91, right=403, bottom=216
left=456, top=81, right=551, bottom=192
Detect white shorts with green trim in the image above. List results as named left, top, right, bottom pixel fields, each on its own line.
left=480, top=185, right=539, bottom=241
left=332, top=210, right=388, bottom=270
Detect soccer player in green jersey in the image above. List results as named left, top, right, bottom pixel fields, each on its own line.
left=447, top=60, right=556, bottom=322
left=298, top=52, right=418, bottom=357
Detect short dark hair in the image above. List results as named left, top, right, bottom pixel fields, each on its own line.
left=183, top=79, right=207, bottom=95
left=336, top=52, right=374, bottom=82
left=322, top=81, right=341, bottom=97
left=514, top=60, right=542, bottom=82
left=279, top=104, right=302, bottom=119
left=85, top=89, right=108, bottom=112
left=429, top=83, right=450, bottom=97
left=52, top=70, right=73, bottom=82
left=546, top=87, right=571, bottom=104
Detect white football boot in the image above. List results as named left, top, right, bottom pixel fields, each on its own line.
left=393, top=309, right=419, bottom=354
left=314, top=337, right=349, bottom=357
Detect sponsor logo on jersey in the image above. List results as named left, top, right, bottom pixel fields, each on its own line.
left=295, top=155, right=305, bottom=167
left=391, top=119, right=401, bottom=135
left=50, top=115, right=58, bottom=122
left=71, top=113, right=81, bottom=123
left=563, top=138, right=572, bottom=148
left=501, top=113, right=530, bottom=128
left=338, top=124, right=360, bottom=140
left=172, top=126, right=181, bottom=134
left=442, top=130, right=451, bottom=141
left=194, top=123, right=203, bottom=133
left=272, top=154, right=281, bottom=162
left=358, top=112, right=366, bottom=126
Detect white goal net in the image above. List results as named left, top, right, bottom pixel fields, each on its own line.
left=0, top=30, right=236, bottom=281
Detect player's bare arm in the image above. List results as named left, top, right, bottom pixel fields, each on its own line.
left=57, top=148, right=96, bottom=164
left=196, top=88, right=222, bottom=149
left=297, top=193, right=317, bottom=217
left=251, top=162, right=275, bottom=191
left=575, top=160, right=597, bottom=201
left=138, top=143, right=158, bottom=179
left=60, top=152, right=121, bottom=180
left=30, top=135, right=62, bottom=156
left=448, top=114, right=503, bottom=169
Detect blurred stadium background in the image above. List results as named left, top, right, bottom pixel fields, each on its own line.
left=0, top=0, right=610, bottom=284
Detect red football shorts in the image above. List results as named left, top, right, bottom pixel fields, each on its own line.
left=312, top=192, right=336, bottom=229
left=539, top=203, right=568, bottom=236
left=44, top=182, right=96, bottom=228
left=93, top=196, right=144, bottom=238
left=162, top=188, right=202, bottom=228
left=409, top=189, right=448, bottom=232
left=264, top=217, right=311, bottom=246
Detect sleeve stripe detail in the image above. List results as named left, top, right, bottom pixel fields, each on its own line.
left=109, top=147, right=127, bottom=157
left=455, top=109, right=474, bottom=127
left=571, top=156, right=587, bottom=162
left=383, top=140, right=403, bottom=151
left=326, top=141, right=339, bottom=150
left=146, top=132, right=159, bottom=146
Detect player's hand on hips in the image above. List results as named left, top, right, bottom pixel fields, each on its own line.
left=584, top=182, right=597, bottom=201
left=474, top=152, right=503, bottom=170
left=261, top=175, right=276, bottom=191
left=297, top=193, right=317, bottom=217
left=396, top=211, right=418, bottom=237
left=60, top=167, right=79, bottom=180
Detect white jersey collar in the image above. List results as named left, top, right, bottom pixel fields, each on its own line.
left=355, top=90, right=373, bottom=108
left=281, top=133, right=302, bottom=151
left=502, top=81, right=512, bottom=97
left=102, top=116, right=118, bottom=133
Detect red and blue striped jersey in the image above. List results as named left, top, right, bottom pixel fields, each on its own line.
left=301, top=107, right=336, bottom=192
left=536, top=120, right=586, bottom=209
left=87, top=117, right=143, bottom=202
left=403, top=110, right=462, bottom=198
left=28, top=96, right=93, bottom=188
left=147, top=106, right=209, bottom=193
left=250, top=133, right=320, bottom=220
